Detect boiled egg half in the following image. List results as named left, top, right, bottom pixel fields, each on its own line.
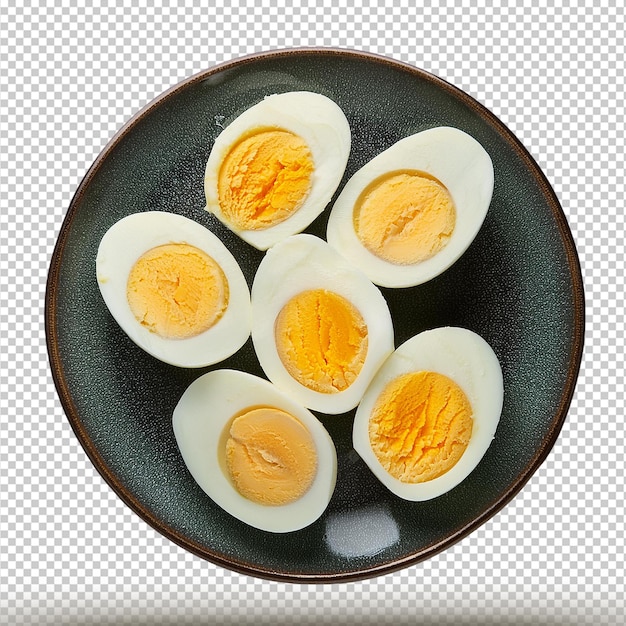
left=172, top=369, right=337, bottom=533
left=204, top=91, right=351, bottom=250
left=96, top=211, right=251, bottom=368
left=251, top=234, right=395, bottom=415
left=327, top=126, right=494, bottom=287
left=353, top=327, right=503, bottom=501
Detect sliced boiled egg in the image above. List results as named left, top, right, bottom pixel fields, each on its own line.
left=251, top=234, right=395, bottom=415
left=172, top=369, right=337, bottom=533
left=204, top=91, right=351, bottom=250
left=96, top=211, right=251, bottom=368
left=327, top=126, right=494, bottom=287
left=353, top=327, right=503, bottom=501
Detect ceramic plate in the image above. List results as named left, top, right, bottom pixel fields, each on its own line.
left=46, top=48, right=584, bottom=582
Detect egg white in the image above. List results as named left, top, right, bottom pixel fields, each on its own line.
left=353, top=326, right=503, bottom=501
left=172, top=369, right=338, bottom=533
left=204, top=91, right=351, bottom=250
left=96, top=211, right=251, bottom=368
left=251, top=234, right=395, bottom=415
left=326, top=126, right=494, bottom=288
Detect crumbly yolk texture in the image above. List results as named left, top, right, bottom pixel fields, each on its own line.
left=225, top=407, right=318, bottom=506
left=354, top=171, right=456, bottom=265
left=126, top=243, right=229, bottom=339
left=369, top=371, right=473, bottom=483
left=218, top=129, right=314, bottom=231
left=274, top=289, right=368, bottom=395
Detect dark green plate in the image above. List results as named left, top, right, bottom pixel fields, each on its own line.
left=46, top=48, right=584, bottom=583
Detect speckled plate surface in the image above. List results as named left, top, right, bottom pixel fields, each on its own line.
left=46, top=48, right=584, bottom=583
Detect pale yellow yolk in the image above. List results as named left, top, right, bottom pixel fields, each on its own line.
left=218, top=129, right=314, bottom=231
left=354, top=171, right=456, bottom=265
left=126, top=243, right=229, bottom=339
left=274, top=289, right=368, bottom=395
left=368, top=371, right=473, bottom=483
left=224, top=407, right=318, bottom=506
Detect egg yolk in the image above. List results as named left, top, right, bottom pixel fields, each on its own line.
left=224, top=407, right=318, bottom=506
left=218, top=129, right=314, bottom=231
left=126, top=243, right=229, bottom=339
left=274, top=289, right=368, bottom=395
left=368, top=371, right=473, bottom=483
left=354, top=170, right=456, bottom=265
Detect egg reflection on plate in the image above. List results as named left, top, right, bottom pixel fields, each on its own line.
left=327, top=126, right=494, bottom=288
left=251, top=234, right=395, bottom=415
left=353, top=327, right=503, bottom=501
left=96, top=211, right=251, bottom=368
left=172, top=369, right=337, bottom=533
left=204, top=91, right=351, bottom=250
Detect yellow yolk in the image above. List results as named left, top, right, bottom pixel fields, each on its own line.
left=224, top=407, right=318, bottom=506
left=218, top=129, right=314, bottom=231
left=274, top=289, right=368, bottom=395
left=368, top=371, right=473, bottom=483
left=126, top=243, right=229, bottom=339
left=354, top=171, right=456, bottom=265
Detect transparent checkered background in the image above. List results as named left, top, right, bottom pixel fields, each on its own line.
left=1, top=0, right=623, bottom=624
